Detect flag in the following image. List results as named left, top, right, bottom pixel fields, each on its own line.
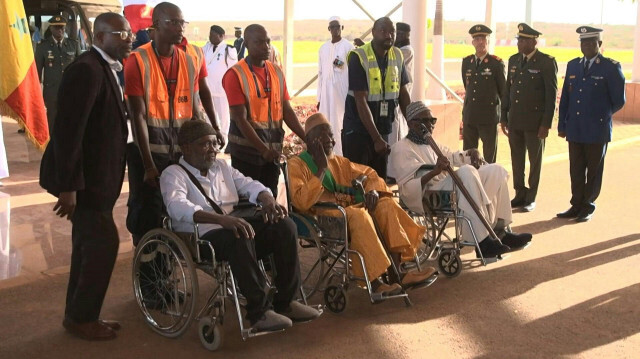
left=124, top=0, right=160, bottom=34
left=0, top=0, right=48, bottom=150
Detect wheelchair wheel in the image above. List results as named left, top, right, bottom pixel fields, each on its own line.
left=437, top=249, right=462, bottom=278
left=324, top=285, right=347, bottom=313
left=132, top=228, right=199, bottom=338
left=198, top=317, right=223, bottom=351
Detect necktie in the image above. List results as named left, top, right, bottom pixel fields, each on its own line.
left=57, top=41, right=61, bottom=50
left=584, top=59, right=589, bottom=72
left=522, top=56, right=528, bottom=66
left=212, top=45, right=217, bottom=54
left=476, top=58, right=481, bottom=69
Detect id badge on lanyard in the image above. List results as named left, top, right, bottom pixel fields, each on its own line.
left=380, top=102, right=389, bottom=117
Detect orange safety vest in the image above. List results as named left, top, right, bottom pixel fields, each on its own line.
left=227, top=59, right=285, bottom=165
left=184, top=43, right=206, bottom=117
left=130, top=42, right=198, bottom=156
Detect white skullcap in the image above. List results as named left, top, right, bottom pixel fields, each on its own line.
left=406, top=101, right=430, bottom=122
left=329, top=16, right=341, bottom=23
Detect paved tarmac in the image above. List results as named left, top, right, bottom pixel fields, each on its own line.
left=0, top=117, right=639, bottom=358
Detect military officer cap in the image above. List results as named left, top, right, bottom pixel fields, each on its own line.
left=469, top=24, right=492, bottom=37
left=516, top=23, right=542, bottom=38
left=234, top=26, right=242, bottom=31
left=397, top=22, right=411, bottom=32
left=48, top=15, right=67, bottom=26
left=576, top=26, right=602, bottom=41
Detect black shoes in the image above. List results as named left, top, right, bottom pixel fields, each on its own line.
left=501, top=232, right=532, bottom=250
left=575, top=208, right=594, bottom=222
left=557, top=206, right=581, bottom=218
left=557, top=206, right=594, bottom=222
left=511, top=197, right=526, bottom=208
left=477, top=236, right=510, bottom=258
left=522, top=202, right=536, bottom=212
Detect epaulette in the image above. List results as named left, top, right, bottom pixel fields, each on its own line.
left=607, top=57, right=619, bottom=65
left=490, top=54, right=502, bottom=61
left=546, top=53, right=554, bottom=59
left=464, top=54, right=474, bottom=60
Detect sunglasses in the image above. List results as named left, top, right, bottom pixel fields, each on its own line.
left=412, top=117, right=438, bottom=124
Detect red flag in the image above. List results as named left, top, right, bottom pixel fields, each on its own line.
left=124, top=0, right=159, bottom=34
left=0, top=0, right=49, bottom=150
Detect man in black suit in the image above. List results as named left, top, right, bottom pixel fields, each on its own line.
left=39, top=13, right=133, bottom=341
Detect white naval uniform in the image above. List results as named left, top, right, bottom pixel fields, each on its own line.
left=203, top=41, right=238, bottom=144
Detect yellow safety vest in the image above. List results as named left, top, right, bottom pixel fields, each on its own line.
left=348, top=42, right=404, bottom=101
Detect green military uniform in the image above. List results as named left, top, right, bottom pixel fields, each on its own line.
left=34, top=15, right=81, bottom=132
left=501, top=23, right=558, bottom=208
left=461, top=24, right=506, bottom=163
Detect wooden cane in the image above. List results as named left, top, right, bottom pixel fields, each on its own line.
left=420, top=126, right=500, bottom=241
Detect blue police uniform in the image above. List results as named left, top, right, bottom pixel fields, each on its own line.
left=558, top=53, right=625, bottom=219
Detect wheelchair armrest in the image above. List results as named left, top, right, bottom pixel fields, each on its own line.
left=234, top=198, right=260, bottom=209
left=351, top=175, right=368, bottom=192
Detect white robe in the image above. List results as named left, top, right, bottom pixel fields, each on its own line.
left=203, top=42, right=238, bottom=143
left=387, top=45, right=414, bottom=178
left=317, top=38, right=353, bottom=156
left=0, top=116, right=8, bottom=180
left=390, top=137, right=512, bottom=242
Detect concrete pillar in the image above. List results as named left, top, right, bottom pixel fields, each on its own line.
left=525, top=0, right=532, bottom=25
left=485, top=0, right=496, bottom=54
left=426, top=0, right=445, bottom=100
left=283, top=0, right=294, bottom=87
left=633, top=1, right=640, bottom=82
left=402, top=0, right=428, bottom=100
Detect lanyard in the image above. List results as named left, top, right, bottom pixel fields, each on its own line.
left=151, top=41, right=177, bottom=95
left=247, top=60, right=271, bottom=98
left=378, top=52, right=388, bottom=99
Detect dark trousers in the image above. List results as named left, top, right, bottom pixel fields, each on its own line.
left=231, top=156, right=280, bottom=199
left=65, top=206, right=119, bottom=323
left=568, top=141, right=607, bottom=213
left=201, top=217, right=300, bottom=323
left=463, top=123, right=498, bottom=163
left=342, top=131, right=389, bottom=179
left=126, top=143, right=167, bottom=245
left=509, top=129, right=545, bottom=203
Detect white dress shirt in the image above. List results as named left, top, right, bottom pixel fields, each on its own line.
left=160, top=157, right=270, bottom=234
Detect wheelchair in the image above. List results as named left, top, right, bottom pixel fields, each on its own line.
left=398, top=166, right=503, bottom=279
left=132, top=213, right=316, bottom=351
left=281, top=161, right=437, bottom=314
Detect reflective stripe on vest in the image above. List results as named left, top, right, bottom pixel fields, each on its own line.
left=185, top=44, right=205, bottom=116
left=132, top=43, right=197, bottom=155
left=227, top=59, right=285, bottom=150
left=347, top=42, right=403, bottom=101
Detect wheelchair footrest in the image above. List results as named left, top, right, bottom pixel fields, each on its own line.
left=371, top=291, right=409, bottom=304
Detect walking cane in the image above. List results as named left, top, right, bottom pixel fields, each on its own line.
left=419, top=125, right=501, bottom=242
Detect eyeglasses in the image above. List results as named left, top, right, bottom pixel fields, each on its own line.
left=108, top=30, right=136, bottom=41
left=328, top=25, right=342, bottom=29
left=162, top=19, right=189, bottom=27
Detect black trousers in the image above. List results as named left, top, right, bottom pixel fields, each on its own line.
left=126, top=143, right=169, bottom=245
left=508, top=129, right=545, bottom=203
left=463, top=123, right=498, bottom=163
left=201, top=217, right=300, bottom=323
left=231, top=156, right=280, bottom=199
left=342, top=131, right=389, bottom=180
left=568, top=141, right=607, bottom=213
left=65, top=206, right=119, bottom=323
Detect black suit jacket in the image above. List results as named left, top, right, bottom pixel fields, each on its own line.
left=40, top=48, right=128, bottom=211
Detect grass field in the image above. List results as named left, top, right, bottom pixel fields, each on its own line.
left=193, top=40, right=633, bottom=65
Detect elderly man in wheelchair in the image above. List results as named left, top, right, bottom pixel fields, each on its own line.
left=287, top=113, right=438, bottom=300
left=158, top=120, right=320, bottom=333
left=390, top=101, right=532, bottom=260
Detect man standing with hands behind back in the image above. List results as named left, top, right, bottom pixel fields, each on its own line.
left=501, top=23, right=557, bottom=213
left=461, top=24, right=505, bottom=164
left=556, top=26, right=625, bottom=222
left=39, top=13, right=133, bottom=341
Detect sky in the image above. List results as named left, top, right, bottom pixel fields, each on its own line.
left=134, top=0, right=638, bottom=25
